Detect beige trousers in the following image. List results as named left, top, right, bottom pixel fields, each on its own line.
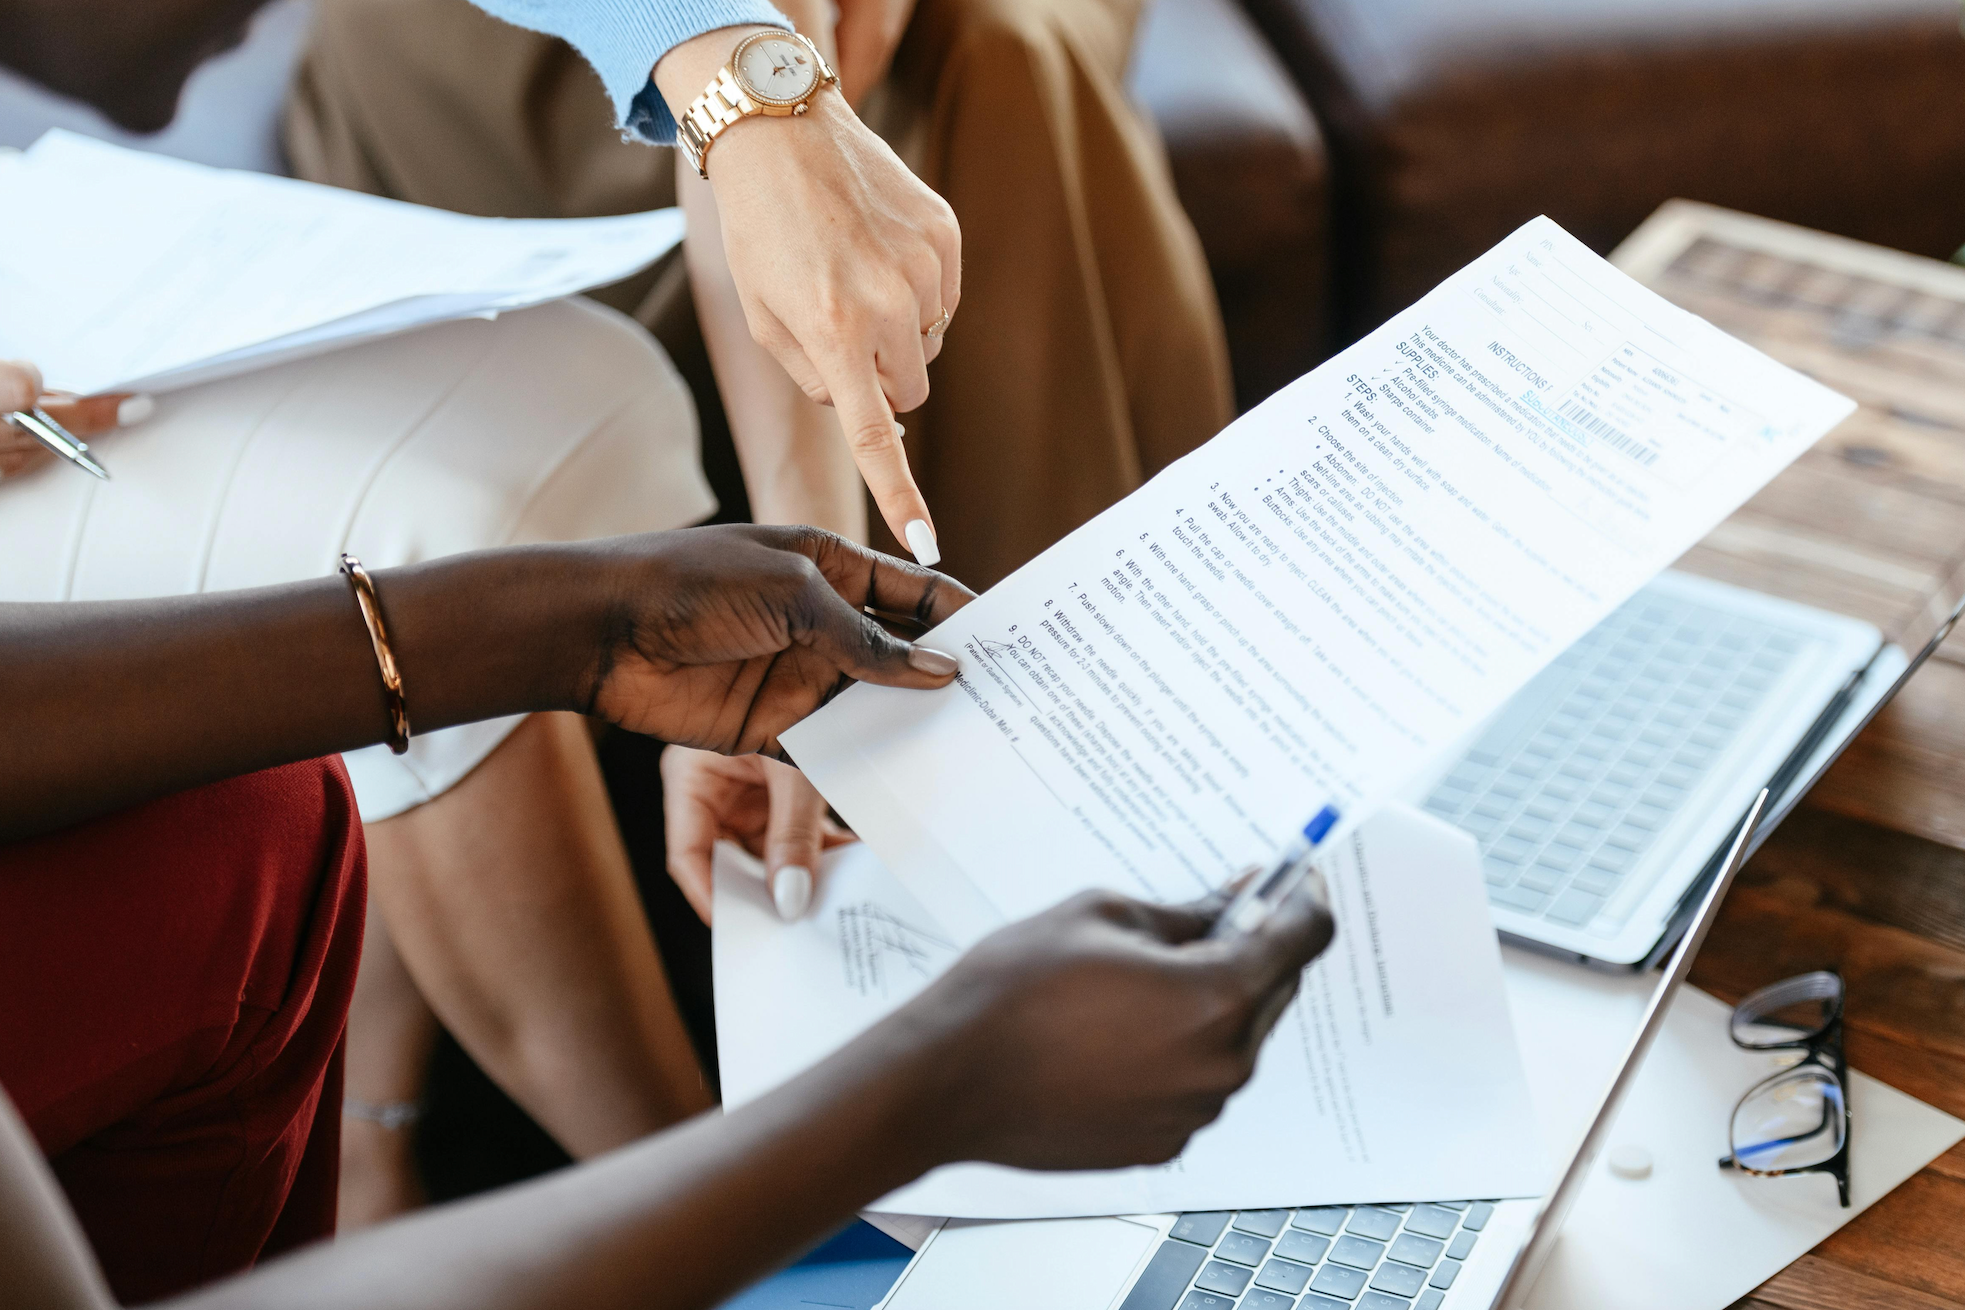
left=0, top=300, right=711, bottom=819
left=284, top=0, right=1232, bottom=589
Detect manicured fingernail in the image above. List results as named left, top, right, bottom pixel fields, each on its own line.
left=908, top=645, right=958, bottom=676
left=772, top=865, right=812, bottom=921
left=894, top=421, right=906, bottom=437
left=117, top=394, right=155, bottom=426
left=904, top=518, right=940, bottom=567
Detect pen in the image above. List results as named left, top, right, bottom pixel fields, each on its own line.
left=1209, top=803, right=1342, bottom=938
left=4, top=407, right=110, bottom=480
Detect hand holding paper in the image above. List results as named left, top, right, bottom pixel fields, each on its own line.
left=583, top=526, right=970, bottom=757
left=0, top=131, right=689, bottom=397
left=716, top=806, right=1545, bottom=1218
left=714, top=840, right=1335, bottom=1177
left=747, top=215, right=1856, bottom=1217
left=784, top=216, right=1855, bottom=944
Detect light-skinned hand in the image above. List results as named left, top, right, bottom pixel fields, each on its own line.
left=654, top=28, right=960, bottom=561
left=662, top=747, right=852, bottom=923
left=0, top=359, right=150, bottom=480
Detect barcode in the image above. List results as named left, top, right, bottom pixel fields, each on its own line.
left=1557, top=400, right=1658, bottom=467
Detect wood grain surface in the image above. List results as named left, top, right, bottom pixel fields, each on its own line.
left=1611, top=203, right=1965, bottom=1310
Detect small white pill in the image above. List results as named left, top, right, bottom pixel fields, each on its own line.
left=1607, top=1144, right=1653, bottom=1180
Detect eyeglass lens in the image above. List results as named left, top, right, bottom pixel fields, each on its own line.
left=1731, top=1066, right=1847, bottom=1172
left=1729, top=970, right=1842, bottom=1049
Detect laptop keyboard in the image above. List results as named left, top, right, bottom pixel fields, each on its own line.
left=1119, top=1201, right=1495, bottom=1310
left=1421, top=587, right=1804, bottom=932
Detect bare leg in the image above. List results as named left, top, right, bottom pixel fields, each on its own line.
left=337, top=901, right=435, bottom=1229
left=339, top=711, right=712, bottom=1228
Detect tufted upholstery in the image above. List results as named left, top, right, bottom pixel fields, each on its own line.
left=1237, top=0, right=1965, bottom=340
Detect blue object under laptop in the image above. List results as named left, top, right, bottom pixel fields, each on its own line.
left=713, top=1220, right=914, bottom=1309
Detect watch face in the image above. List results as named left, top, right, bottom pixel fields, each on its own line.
left=735, top=35, right=820, bottom=105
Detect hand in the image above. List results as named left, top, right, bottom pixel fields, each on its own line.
left=0, top=360, right=150, bottom=479
left=654, top=30, right=961, bottom=559
left=662, top=747, right=853, bottom=923
left=588, top=524, right=974, bottom=754
left=832, top=0, right=919, bottom=104
left=890, top=877, right=1337, bottom=1172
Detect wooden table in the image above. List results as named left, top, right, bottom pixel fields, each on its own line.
left=1611, top=203, right=1965, bottom=1310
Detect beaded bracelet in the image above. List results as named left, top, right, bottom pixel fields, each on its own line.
left=339, top=553, right=411, bottom=755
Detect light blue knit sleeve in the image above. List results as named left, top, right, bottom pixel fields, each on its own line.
left=469, top=0, right=792, bottom=144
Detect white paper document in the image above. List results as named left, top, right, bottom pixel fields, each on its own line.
left=713, top=803, right=1543, bottom=1218
left=783, top=216, right=1856, bottom=945
left=0, top=130, right=684, bottom=396
left=1500, top=955, right=1965, bottom=1310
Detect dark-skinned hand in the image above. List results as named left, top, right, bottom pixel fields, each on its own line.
left=885, top=874, right=1338, bottom=1171
left=587, top=524, right=975, bottom=754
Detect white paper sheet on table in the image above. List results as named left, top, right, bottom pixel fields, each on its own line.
left=782, top=215, right=1856, bottom=950
left=712, top=801, right=1544, bottom=1219
left=0, top=130, right=684, bottom=396
left=853, top=952, right=1965, bottom=1307
left=722, top=826, right=1962, bottom=1307
left=1503, top=951, right=1964, bottom=1310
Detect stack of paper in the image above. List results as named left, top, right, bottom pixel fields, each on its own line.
left=712, top=215, right=1860, bottom=1216
left=0, top=130, right=684, bottom=396
left=781, top=216, right=1854, bottom=948
left=714, top=806, right=1545, bottom=1219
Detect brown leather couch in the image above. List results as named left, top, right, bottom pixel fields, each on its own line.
left=1130, top=0, right=1332, bottom=407
left=1235, top=0, right=1965, bottom=341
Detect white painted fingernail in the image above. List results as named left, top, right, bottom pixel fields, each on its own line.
left=894, top=421, right=906, bottom=437
left=116, top=394, right=155, bottom=427
left=772, top=865, right=812, bottom=921
left=904, top=518, right=940, bottom=568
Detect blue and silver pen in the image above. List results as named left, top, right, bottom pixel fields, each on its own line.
left=4, top=407, right=110, bottom=480
left=1209, top=803, right=1342, bottom=938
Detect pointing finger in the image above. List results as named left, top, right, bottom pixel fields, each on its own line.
left=823, top=356, right=938, bottom=564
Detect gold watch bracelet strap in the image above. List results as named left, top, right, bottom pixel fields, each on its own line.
left=679, top=67, right=756, bottom=179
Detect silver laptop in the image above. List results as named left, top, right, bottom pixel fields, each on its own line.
left=875, top=794, right=1772, bottom=1310
left=868, top=589, right=1965, bottom=1310
left=1405, top=569, right=1888, bottom=968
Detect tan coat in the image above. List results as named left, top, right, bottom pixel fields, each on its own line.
left=285, top=0, right=1232, bottom=587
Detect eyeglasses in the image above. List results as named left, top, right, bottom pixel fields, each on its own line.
left=1717, top=970, right=1850, bottom=1207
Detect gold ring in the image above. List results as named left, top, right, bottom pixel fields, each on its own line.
left=924, top=307, right=953, bottom=339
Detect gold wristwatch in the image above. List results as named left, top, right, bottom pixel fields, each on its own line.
left=677, top=30, right=838, bottom=179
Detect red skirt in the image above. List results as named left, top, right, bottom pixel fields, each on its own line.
left=0, top=757, right=367, bottom=1302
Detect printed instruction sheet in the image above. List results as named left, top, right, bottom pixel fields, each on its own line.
left=783, top=216, right=1855, bottom=945
left=713, top=804, right=1543, bottom=1217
